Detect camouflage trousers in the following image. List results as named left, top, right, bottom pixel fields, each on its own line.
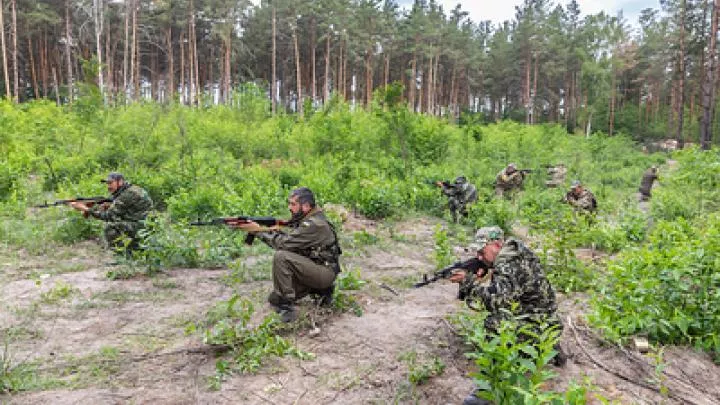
left=448, top=198, right=469, bottom=222
left=271, top=250, right=337, bottom=303
left=103, top=221, right=144, bottom=251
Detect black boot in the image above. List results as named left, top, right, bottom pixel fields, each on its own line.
left=552, top=343, right=567, bottom=367
left=316, top=284, right=335, bottom=307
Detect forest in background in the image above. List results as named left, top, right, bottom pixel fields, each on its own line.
left=1, top=0, right=720, bottom=145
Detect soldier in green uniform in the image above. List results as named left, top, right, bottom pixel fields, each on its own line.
left=70, top=172, right=153, bottom=251
left=563, top=180, right=597, bottom=212
left=449, top=226, right=565, bottom=405
left=438, top=176, right=478, bottom=223
left=234, top=187, right=341, bottom=323
left=638, top=166, right=658, bottom=201
left=495, top=163, right=526, bottom=197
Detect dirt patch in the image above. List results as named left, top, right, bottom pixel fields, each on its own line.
left=3, top=214, right=720, bottom=404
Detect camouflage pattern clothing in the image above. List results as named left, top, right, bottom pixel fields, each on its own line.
left=88, top=183, right=153, bottom=249
left=495, top=169, right=526, bottom=197
left=638, top=167, right=658, bottom=201
left=464, top=238, right=561, bottom=333
left=545, top=165, right=567, bottom=188
left=563, top=187, right=597, bottom=212
left=256, top=208, right=341, bottom=303
left=441, top=179, right=478, bottom=222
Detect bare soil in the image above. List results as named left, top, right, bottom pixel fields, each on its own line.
left=2, top=213, right=719, bottom=404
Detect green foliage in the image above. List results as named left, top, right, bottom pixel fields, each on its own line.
left=452, top=310, right=575, bottom=404
left=433, top=224, right=454, bottom=269
left=397, top=350, right=446, bottom=385
left=590, top=214, right=720, bottom=355
left=198, top=294, right=313, bottom=386
left=40, top=281, right=78, bottom=304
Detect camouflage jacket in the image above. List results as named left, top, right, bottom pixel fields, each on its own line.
left=257, top=208, right=341, bottom=268
left=495, top=169, right=525, bottom=190
left=88, top=183, right=153, bottom=222
left=546, top=166, right=567, bottom=185
left=465, top=238, right=558, bottom=321
left=564, top=188, right=597, bottom=212
left=639, top=169, right=658, bottom=195
left=442, top=182, right=478, bottom=204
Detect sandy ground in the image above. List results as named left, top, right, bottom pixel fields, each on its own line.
left=2, top=213, right=719, bottom=405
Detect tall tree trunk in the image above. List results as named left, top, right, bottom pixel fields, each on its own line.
left=310, top=17, right=316, bottom=102
left=94, top=0, right=104, bottom=99
left=41, top=30, right=48, bottom=97
left=0, top=0, right=8, bottom=99
left=524, top=51, right=531, bottom=123
left=130, top=0, right=137, bottom=100
left=676, top=0, right=687, bottom=149
left=271, top=7, right=276, bottom=113
left=609, top=67, right=616, bottom=136
left=700, top=0, right=719, bottom=150
left=293, top=23, right=302, bottom=115
left=365, top=46, right=372, bottom=108
left=10, top=0, right=17, bottom=102
left=52, top=66, right=60, bottom=105
left=531, top=51, right=539, bottom=124
left=166, top=27, right=174, bottom=101
left=28, top=37, right=39, bottom=99
left=180, top=32, right=185, bottom=104
left=191, top=1, right=199, bottom=105
left=323, top=29, right=329, bottom=104
left=223, top=35, right=231, bottom=104
left=65, top=0, right=74, bottom=103
left=123, top=0, right=129, bottom=98
left=383, top=52, right=390, bottom=88
left=408, top=51, right=417, bottom=111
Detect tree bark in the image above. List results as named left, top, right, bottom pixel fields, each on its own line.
left=700, top=0, right=719, bottom=150
left=166, top=27, right=174, bottom=101
left=28, top=37, right=39, bottom=99
left=323, top=29, right=329, bottom=104
left=292, top=23, right=302, bottom=115
left=310, top=16, right=316, bottom=102
left=365, top=46, right=372, bottom=108
left=0, top=0, right=8, bottom=99
left=676, top=0, right=687, bottom=149
left=94, top=0, right=104, bottom=99
left=271, top=6, right=276, bottom=113
left=65, top=0, right=74, bottom=103
left=11, top=0, right=17, bottom=102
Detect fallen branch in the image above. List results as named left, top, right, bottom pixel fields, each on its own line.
left=567, top=316, right=703, bottom=405
left=378, top=282, right=399, bottom=296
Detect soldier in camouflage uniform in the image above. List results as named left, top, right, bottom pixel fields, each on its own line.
left=545, top=163, right=567, bottom=188
left=235, top=187, right=341, bottom=323
left=450, top=226, right=565, bottom=405
left=495, top=163, right=526, bottom=197
left=563, top=180, right=597, bottom=212
left=638, top=166, right=658, bottom=201
left=70, top=172, right=153, bottom=251
left=438, top=176, right=478, bottom=223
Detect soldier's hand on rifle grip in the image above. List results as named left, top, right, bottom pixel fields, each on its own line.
left=448, top=270, right=466, bottom=283
left=229, top=220, right=263, bottom=232
left=68, top=201, right=89, bottom=213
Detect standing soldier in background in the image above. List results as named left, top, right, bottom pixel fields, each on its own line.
left=545, top=163, right=567, bottom=188
left=437, top=176, right=478, bottom=223
left=495, top=163, right=528, bottom=197
left=638, top=166, right=659, bottom=201
left=69, top=172, right=153, bottom=252
left=563, top=180, right=597, bottom=212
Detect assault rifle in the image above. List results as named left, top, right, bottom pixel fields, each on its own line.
left=34, top=196, right=112, bottom=208
left=518, top=169, right=534, bottom=174
left=414, top=257, right=489, bottom=288
left=190, top=216, right=289, bottom=245
left=424, top=179, right=452, bottom=188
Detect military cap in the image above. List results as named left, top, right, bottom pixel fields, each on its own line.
left=100, top=172, right=124, bottom=183
left=467, top=226, right=504, bottom=252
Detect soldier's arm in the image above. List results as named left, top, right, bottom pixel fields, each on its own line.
left=470, top=259, right=523, bottom=312
left=255, top=219, right=322, bottom=252
left=88, top=197, right=124, bottom=221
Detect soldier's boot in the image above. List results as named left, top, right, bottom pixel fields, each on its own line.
left=552, top=343, right=567, bottom=367
left=316, top=284, right=335, bottom=307
left=268, top=293, right=297, bottom=323
left=462, top=392, right=493, bottom=405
